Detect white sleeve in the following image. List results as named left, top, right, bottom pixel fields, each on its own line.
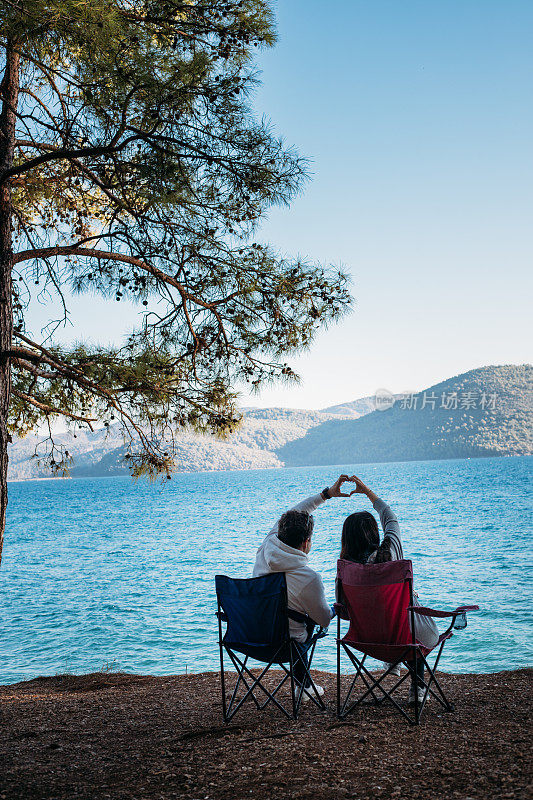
left=266, top=493, right=325, bottom=539
left=299, top=573, right=333, bottom=629
left=372, top=497, right=403, bottom=560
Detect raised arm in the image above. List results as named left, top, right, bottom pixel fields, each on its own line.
left=266, top=474, right=355, bottom=538
left=350, top=476, right=403, bottom=560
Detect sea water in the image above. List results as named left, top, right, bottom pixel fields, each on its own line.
left=0, top=456, right=531, bottom=684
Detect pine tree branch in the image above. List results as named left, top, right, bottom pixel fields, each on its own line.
left=0, top=134, right=140, bottom=185
left=12, top=334, right=122, bottom=400
left=15, top=139, right=132, bottom=209
left=12, top=389, right=96, bottom=427
left=33, top=62, right=69, bottom=120
left=11, top=355, right=62, bottom=379
left=18, top=88, right=57, bottom=126
left=11, top=333, right=160, bottom=454
left=13, top=246, right=222, bottom=312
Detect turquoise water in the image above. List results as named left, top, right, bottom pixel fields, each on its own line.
left=1, top=456, right=531, bottom=684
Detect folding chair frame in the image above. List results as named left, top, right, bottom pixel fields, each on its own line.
left=217, top=597, right=326, bottom=722
left=336, top=576, right=478, bottom=725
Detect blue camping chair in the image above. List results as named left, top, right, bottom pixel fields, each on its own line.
left=215, top=573, right=327, bottom=721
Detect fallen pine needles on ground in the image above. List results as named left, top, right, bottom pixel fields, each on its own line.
left=1, top=668, right=531, bottom=800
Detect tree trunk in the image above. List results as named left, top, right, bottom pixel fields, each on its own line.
left=0, top=42, right=20, bottom=566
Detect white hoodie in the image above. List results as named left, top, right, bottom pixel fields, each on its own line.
left=252, top=493, right=333, bottom=642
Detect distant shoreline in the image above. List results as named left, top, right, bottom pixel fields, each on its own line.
left=6, top=451, right=530, bottom=484
left=7, top=476, right=73, bottom=483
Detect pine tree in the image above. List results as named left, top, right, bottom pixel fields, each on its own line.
left=0, top=0, right=351, bottom=562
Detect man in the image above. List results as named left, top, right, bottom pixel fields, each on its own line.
left=253, top=474, right=355, bottom=696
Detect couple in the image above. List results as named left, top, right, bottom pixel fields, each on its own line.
left=252, top=474, right=439, bottom=705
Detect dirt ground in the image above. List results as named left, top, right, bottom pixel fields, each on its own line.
left=1, top=668, right=531, bottom=800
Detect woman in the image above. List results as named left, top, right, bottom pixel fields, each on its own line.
left=337, top=475, right=438, bottom=705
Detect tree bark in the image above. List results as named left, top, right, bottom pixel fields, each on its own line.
left=0, top=42, right=20, bottom=565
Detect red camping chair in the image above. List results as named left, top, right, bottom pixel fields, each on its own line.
left=335, top=558, right=479, bottom=725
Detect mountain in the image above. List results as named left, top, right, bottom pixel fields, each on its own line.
left=320, top=397, right=380, bottom=417
left=7, top=406, right=361, bottom=481
left=7, top=364, right=531, bottom=480
left=278, top=364, right=532, bottom=466
left=7, top=427, right=125, bottom=481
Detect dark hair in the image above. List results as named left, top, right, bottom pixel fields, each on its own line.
left=278, top=510, right=314, bottom=549
left=340, top=511, right=392, bottom=564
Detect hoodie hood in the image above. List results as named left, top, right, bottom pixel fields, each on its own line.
left=261, top=534, right=308, bottom=573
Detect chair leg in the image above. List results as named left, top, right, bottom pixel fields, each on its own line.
left=339, top=651, right=367, bottom=715
left=413, top=649, right=420, bottom=725
left=220, top=638, right=328, bottom=723
left=336, top=617, right=341, bottom=718
left=339, top=649, right=375, bottom=715
left=226, top=655, right=262, bottom=713
left=292, top=643, right=325, bottom=711
left=339, top=646, right=420, bottom=725
left=337, top=642, right=457, bottom=726
left=419, top=647, right=454, bottom=712
left=375, top=669, right=410, bottom=705
left=289, top=643, right=298, bottom=719
left=257, top=668, right=291, bottom=710
left=355, top=658, right=381, bottom=706
left=340, top=646, right=381, bottom=713
left=402, top=641, right=454, bottom=718
left=224, top=648, right=293, bottom=720
left=218, top=627, right=228, bottom=723
left=345, top=656, right=416, bottom=725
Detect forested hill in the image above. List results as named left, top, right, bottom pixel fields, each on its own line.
left=7, top=405, right=367, bottom=480
left=278, top=364, right=532, bottom=466
left=7, top=364, right=531, bottom=480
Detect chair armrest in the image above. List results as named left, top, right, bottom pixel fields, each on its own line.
left=288, top=608, right=327, bottom=640
left=333, top=602, right=350, bottom=621
left=215, top=611, right=228, bottom=621
left=408, top=604, right=479, bottom=632
left=407, top=604, right=479, bottom=618
left=287, top=608, right=311, bottom=624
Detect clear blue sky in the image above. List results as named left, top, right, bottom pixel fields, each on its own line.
left=29, top=0, right=533, bottom=408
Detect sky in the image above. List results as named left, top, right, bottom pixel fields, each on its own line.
left=28, top=0, right=533, bottom=409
